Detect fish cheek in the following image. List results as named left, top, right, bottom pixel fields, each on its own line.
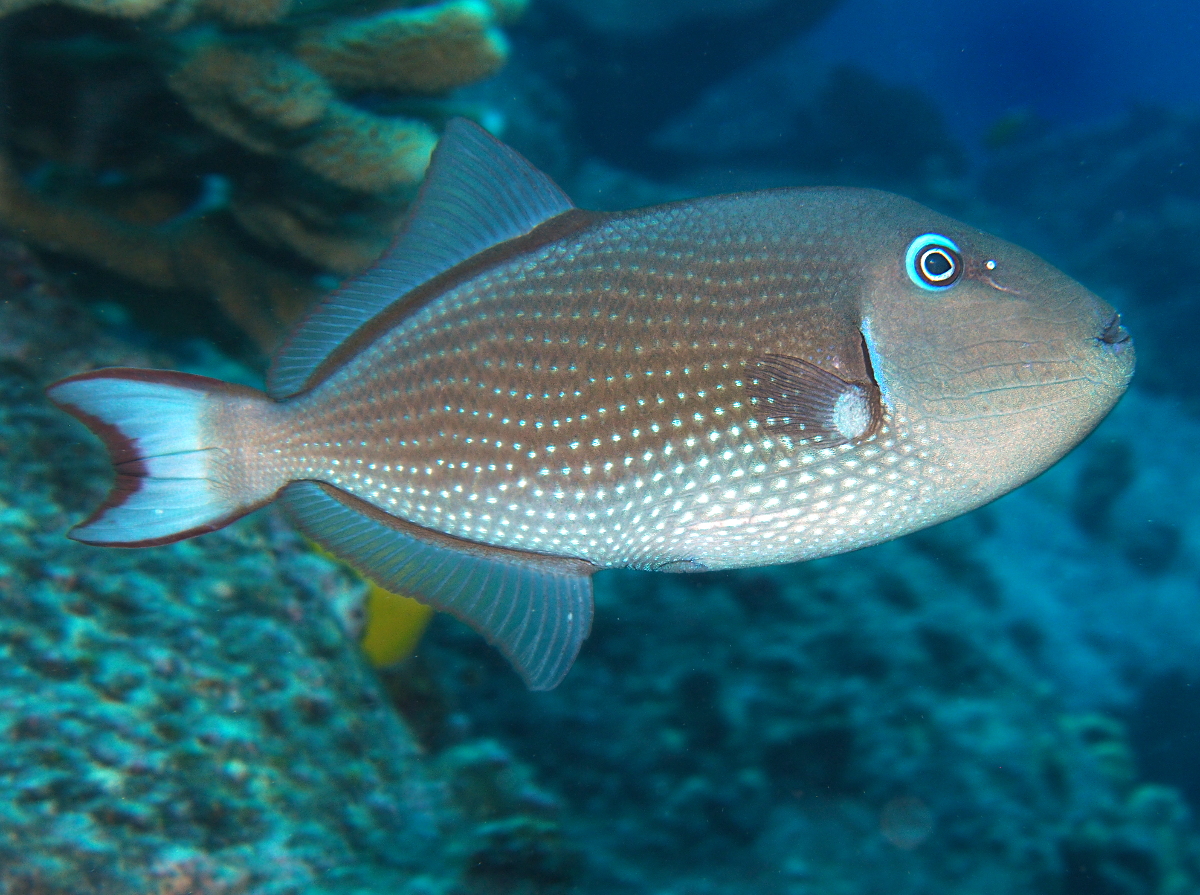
left=857, top=277, right=938, bottom=416
left=873, top=285, right=1079, bottom=469
left=862, top=275, right=1008, bottom=416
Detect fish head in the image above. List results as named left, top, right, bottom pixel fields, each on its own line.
left=859, top=194, right=1135, bottom=505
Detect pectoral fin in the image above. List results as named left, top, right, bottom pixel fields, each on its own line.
left=747, top=353, right=882, bottom=446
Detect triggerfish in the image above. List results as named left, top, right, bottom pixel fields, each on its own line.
left=48, top=120, right=1134, bottom=689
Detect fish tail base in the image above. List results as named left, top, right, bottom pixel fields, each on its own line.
left=46, top=368, right=277, bottom=547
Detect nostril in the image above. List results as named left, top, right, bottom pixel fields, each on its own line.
left=1098, top=313, right=1131, bottom=349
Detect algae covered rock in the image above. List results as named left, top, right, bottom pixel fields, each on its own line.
left=0, top=0, right=525, bottom=353
left=0, top=241, right=575, bottom=894
left=0, top=246, right=428, bottom=892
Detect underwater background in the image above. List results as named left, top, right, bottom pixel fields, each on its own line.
left=1, top=0, right=1199, bottom=891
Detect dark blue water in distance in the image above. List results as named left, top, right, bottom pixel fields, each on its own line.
left=809, top=0, right=1200, bottom=144
left=1, top=0, right=1199, bottom=892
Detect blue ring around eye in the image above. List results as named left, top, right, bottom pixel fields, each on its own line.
left=905, top=233, right=961, bottom=291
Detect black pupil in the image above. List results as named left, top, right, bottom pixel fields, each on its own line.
left=922, top=249, right=953, bottom=278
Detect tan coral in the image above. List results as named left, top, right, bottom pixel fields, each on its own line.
left=291, top=102, right=437, bottom=193
left=295, top=0, right=509, bottom=94
left=229, top=195, right=398, bottom=275
left=167, top=43, right=437, bottom=194
left=0, top=0, right=525, bottom=350
left=168, top=44, right=332, bottom=154
left=0, top=150, right=316, bottom=350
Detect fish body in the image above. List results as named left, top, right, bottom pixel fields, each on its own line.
left=49, top=121, right=1134, bottom=689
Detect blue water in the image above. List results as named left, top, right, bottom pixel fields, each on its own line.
left=808, top=0, right=1200, bottom=143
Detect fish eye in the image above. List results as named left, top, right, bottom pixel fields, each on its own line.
left=905, top=233, right=962, bottom=291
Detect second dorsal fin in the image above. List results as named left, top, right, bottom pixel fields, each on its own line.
left=267, top=118, right=576, bottom=400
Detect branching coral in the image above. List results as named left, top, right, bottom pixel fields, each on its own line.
left=0, top=149, right=313, bottom=349
left=295, top=0, right=514, bottom=95
left=0, top=0, right=526, bottom=351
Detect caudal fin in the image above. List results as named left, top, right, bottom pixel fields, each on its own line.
left=47, top=368, right=279, bottom=547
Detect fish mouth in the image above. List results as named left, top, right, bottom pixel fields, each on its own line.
left=1084, top=309, right=1135, bottom=393
left=1097, top=312, right=1132, bottom=353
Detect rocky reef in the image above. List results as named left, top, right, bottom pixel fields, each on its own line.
left=0, top=240, right=576, bottom=894
left=0, top=0, right=524, bottom=351
left=8, top=235, right=1199, bottom=894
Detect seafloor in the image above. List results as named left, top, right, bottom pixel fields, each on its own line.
left=2, top=1, right=1200, bottom=893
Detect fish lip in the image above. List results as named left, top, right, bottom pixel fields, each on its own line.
left=1096, top=312, right=1132, bottom=353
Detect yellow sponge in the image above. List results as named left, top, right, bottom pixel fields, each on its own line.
left=307, top=540, right=433, bottom=666
left=360, top=584, right=434, bottom=667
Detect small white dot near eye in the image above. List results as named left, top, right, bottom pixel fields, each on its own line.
left=985, top=259, right=996, bottom=270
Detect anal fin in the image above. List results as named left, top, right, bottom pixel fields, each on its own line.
left=281, top=482, right=595, bottom=690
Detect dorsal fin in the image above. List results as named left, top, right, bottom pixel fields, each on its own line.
left=267, top=119, right=575, bottom=399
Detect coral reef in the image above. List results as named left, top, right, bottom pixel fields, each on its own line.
left=0, top=239, right=575, bottom=894
left=10, top=220, right=1200, bottom=894
left=4, top=6, right=1200, bottom=883
left=0, top=0, right=525, bottom=352
left=435, top=739, right=579, bottom=892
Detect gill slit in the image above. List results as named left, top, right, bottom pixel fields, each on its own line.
left=859, top=315, right=893, bottom=410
